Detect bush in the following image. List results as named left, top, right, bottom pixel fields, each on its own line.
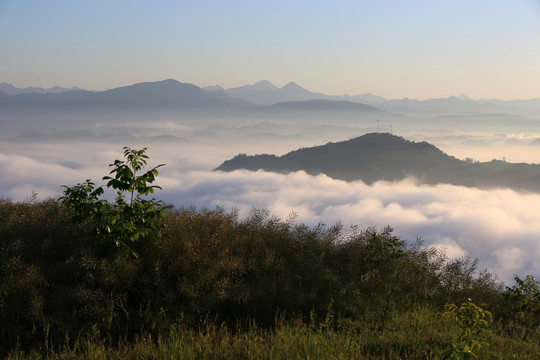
left=60, top=147, right=168, bottom=257
left=0, top=198, right=513, bottom=356
left=441, top=301, right=493, bottom=359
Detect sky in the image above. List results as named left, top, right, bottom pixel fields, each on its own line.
left=1, top=0, right=540, bottom=99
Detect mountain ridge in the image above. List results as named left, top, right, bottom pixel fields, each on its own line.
left=3, top=78, right=540, bottom=115
left=266, top=99, right=386, bottom=113
left=0, top=79, right=250, bottom=110
left=0, top=79, right=391, bottom=115
left=0, top=82, right=83, bottom=95
left=216, top=133, right=540, bottom=193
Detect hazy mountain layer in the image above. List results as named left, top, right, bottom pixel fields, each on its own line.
left=207, top=80, right=386, bottom=106
left=3, top=78, right=539, bottom=117
left=0, top=79, right=249, bottom=110
left=207, top=80, right=540, bottom=115
left=0, top=82, right=83, bottom=95
left=216, top=133, right=540, bottom=192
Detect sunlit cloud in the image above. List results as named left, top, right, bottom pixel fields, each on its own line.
left=1, top=150, right=539, bottom=285
left=157, top=169, right=540, bottom=284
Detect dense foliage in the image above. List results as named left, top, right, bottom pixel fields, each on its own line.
left=1, top=198, right=538, bottom=358
left=59, top=147, right=168, bottom=257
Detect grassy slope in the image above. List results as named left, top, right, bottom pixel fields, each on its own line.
left=6, top=311, right=539, bottom=359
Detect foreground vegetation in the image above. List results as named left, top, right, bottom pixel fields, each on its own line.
left=2, top=198, right=538, bottom=358
left=4, top=310, right=539, bottom=359
left=1, top=148, right=538, bottom=358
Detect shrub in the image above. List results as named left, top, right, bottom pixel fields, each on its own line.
left=60, top=147, right=168, bottom=257
left=503, top=274, right=540, bottom=340
left=441, top=300, right=493, bottom=359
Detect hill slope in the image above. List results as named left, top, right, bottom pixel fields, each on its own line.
left=216, top=133, right=540, bottom=192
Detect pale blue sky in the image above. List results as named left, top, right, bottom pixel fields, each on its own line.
left=1, top=0, right=540, bottom=99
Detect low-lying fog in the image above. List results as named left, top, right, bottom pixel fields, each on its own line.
left=2, top=109, right=540, bottom=284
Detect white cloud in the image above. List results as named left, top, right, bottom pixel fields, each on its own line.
left=1, top=150, right=539, bottom=285
left=493, top=247, right=525, bottom=274
left=159, top=169, right=540, bottom=284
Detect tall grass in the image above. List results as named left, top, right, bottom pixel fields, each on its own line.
left=5, top=309, right=539, bottom=359
left=1, top=198, right=537, bottom=358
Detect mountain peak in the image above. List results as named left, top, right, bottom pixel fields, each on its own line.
left=73, top=79, right=248, bottom=108
left=215, top=133, right=540, bottom=193
left=215, top=133, right=456, bottom=182
left=282, top=81, right=303, bottom=90
left=157, top=79, right=183, bottom=86
left=252, top=80, right=278, bottom=91
left=203, top=85, right=225, bottom=91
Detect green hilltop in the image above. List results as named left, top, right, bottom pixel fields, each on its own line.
left=216, top=132, right=540, bottom=192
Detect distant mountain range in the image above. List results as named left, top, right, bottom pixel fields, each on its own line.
left=245, top=99, right=388, bottom=118
left=2, top=78, right=540, bottom=116
left=0, top=79, right=389, bottom=114
left=0, top=82, right=83, bottom=95
left=71, top=79, right=250, bottom=109
left=204, top=80, right=386, bottom=106
left=206, top=80, right=540, bottom=115
left=216, top=133, right=540, bottom=193
left=0, top=79, right=249, bottom=110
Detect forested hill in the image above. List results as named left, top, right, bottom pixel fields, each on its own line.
left=216, top=133, right=540, bottom=192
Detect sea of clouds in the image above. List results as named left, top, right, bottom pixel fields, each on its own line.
left=1, top=145, right=539, bottom=285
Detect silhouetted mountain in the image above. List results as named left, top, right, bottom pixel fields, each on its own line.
left=340, top=93, right=387, bottom=104
left=0, top=89, right=92, bottom=108
left=5, top=79, right=538, bottom=119
left=0, top=82, right=82, bottom=95
left=221, top=79, right=535, bottom=114
left=225, top=80, right=311, bottom=105
left=220, top=80, right=535, bottom=114
left=0, top=79, right=250, bottom=110
left=75, top=79, right=249, bottom=108
left=203, top=85, right=225, bottom=91
left=219, top=80, right=390, bottom=106
left=378, top=96, right=517, bottom=115
left=281, top=81, right=311, bottom=95
left=251, top=80, right=279, bottom=91
left=216, top=133, right=540, bottom=192
left=478, top=98, right=540, bottom=116
left=229, top=80, right=278, bottom=92
left=266, top=99, right=385, bottom=113
left=223, top=80, right=329, bottom=105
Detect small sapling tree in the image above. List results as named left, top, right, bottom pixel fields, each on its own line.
left=441, top=300, right=493, bottom=359
left=505, top=274, right=540, bottom=340
left=60, top=179, right=105, bottom=220
left=60, top=147, right=168, bottom=257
